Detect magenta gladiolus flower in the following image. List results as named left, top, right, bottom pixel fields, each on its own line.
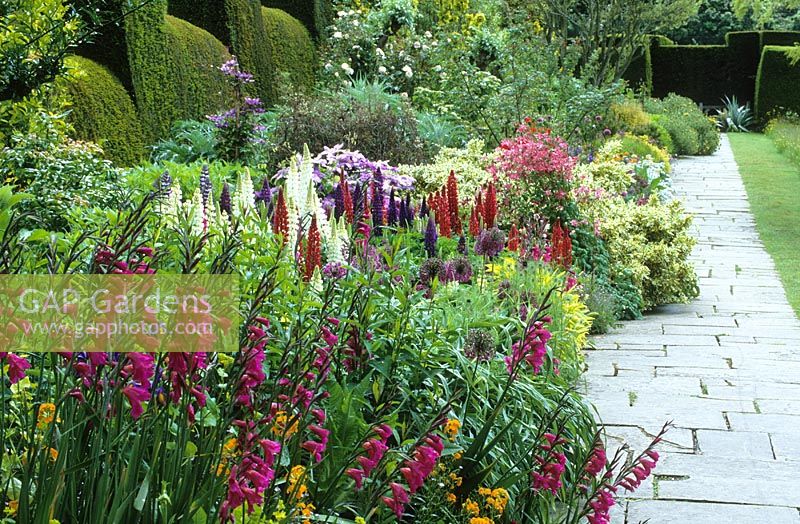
left=122, top=384, right=150, bottom=419
left=1, top=353, right=30, bottom=384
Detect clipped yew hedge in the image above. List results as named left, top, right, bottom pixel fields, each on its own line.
left=262, top=7, right=316, bottom=91
left=168, top=0, right=276, bottom=104
left=126, top=1, right=231, bottom=140
left=262, top=0, right=333, bottom=39
left=650, top=44, right=729, bottom=104
left=64, top=56, right=145, bottom=166
left=756, top=46, right=800, bottom=117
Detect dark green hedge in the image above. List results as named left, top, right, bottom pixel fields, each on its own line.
left=756, top=46, right=800, bottom=117
left=650, top=45, right=729, bottom=104
left=262, top=0, right=332, bottom=39
left=262, top=7, right=316, bottom=91
left=168, top=0, right=276, bottom=105
left=624, top=35, right=674, bottom=94
left=126, top=1, right=231, bottom=140
left=64, top=56, right=144, bottom=166
left=760, top=31, right=800, bottom=48
left=725, top=31, right=760, bottom=102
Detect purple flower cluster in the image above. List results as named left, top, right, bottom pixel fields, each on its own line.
left=219, top=56, right=254, bottom=83
left=474, top=227, right=505, bottom=257
left=312, top=144, right=414, bottom=191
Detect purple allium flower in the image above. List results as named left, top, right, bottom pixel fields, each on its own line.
left=424, top=216, right=438, bottom=258
left=220, top=181, right=232, bottom=215
left=322, top=262, right=348, bottom=280
left=387, top=188, right=397, bottom=226
left=603, top=128, right=612, bottom=136
left=200, top=165, right=212, bottom=207
left=439, top=261, right=456, bottom=283
left=474, top=227, right=505, bottom=257
left=464, top=329, right=496, bottom=362
left=451, top=256, right=473, bottom=283
left=419, top=257, right=444, bottom=285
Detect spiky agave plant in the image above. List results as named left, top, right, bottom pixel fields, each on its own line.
left=715, top=95, right=754, bottom=132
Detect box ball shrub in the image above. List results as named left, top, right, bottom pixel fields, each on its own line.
left=64, top=56, right=145, bottom=166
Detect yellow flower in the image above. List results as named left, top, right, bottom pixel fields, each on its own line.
left=453, top=451, right=463, bottom=460
left=446, top=493, right=457, bottom=504
left=355, top=518, right=367, bottom=524
left=48, top=447, right=58, bottom=462
left=272, top=411, right=299, bottom=438
left=37, top=402, right=56, bottom=429
left=4, top=500, right=18, bottom=517
left=444, top=418, right=461, bottom=440
left=464, top=498, right=480, bottom=515
left=478, top=487, right=492, bottom=497
left=296, top=501, right=315, bottom=519
left=288, top=465, right=308, bottom=500
left=469, top=518, right=493, bottom=524
left=449, top=472, right=463, bottom=486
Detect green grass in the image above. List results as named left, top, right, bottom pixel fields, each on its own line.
left=728, top=133, right=800, bottom=316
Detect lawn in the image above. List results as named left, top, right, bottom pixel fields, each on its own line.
left=728, top=133, right=800, bottom=316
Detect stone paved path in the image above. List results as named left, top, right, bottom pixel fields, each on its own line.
left=584, top=135, right=800, bottom=523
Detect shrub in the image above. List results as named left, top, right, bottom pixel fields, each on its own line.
left=0, top=132, right=122, bottom=231
left=272, top=89, right=430, bottom=166
left=766, top=113, right=800, bottom=166
left=582, top=195, right=699, bottom=309
left=125, top=2, right=232, bottom=140
left=619, top=135, right=672, bottom=170
left=261, top=7, right=316, bottom=91
left=609, top=99, right=675, bottom=154
left=63, top=55, right=144, bottom=166
left=399, top=139, right=490, bottom=200
left=756, top=45, right=800, bottom=117
left=644, top=94, right=720, bottom=155
left=168, top=0, right=276, bottom=104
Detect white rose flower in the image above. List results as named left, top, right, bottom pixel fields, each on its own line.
left=424, top=31, right=433, bottom=38
left=333, top=31, right=343, bottom=39
left=413, top=41, right=421, bottom=49
left=402, top=65, right=413, bottom=78
left=378, top=66, right=388, bottom=74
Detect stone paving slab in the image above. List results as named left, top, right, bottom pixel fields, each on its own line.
left=585, top=136, right=800, bottom=523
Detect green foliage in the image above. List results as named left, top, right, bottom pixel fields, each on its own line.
left=151, top=120, right=219, bottom=164
left=0, top=0, right=81, bottom=102
left=63, top=55, right=144, bottom=166
left=583, top=195, right=699, bottom=309
left=400, top=139, right=490, bottom=198
left=667, top=0, right=754, bottom=44
left=261, top=7, right=316, bottom=91
left=714, top=94, right=755, bottom=131
left=644, top=94, right=720, bottom=155
left=166, top=0, right=274, bottom=104
left=756, top=45, right=800, bottom=116
left=273, top=88, right=431, bottom=165
left=609, top=99, right=675, bottom=153
left=766, top=112, right=800, bottom=165
left=125, top=1, right=232, bottom=140
left=263, top=0, right=334, bottom=38
left=619, top=134, right=672, bottom=169
left=0, top=130, right=122, bottom=231
left=650, top=44, right=730, bottom=104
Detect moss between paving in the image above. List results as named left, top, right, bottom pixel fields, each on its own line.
left=728, top=133, right=800, bottom=317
